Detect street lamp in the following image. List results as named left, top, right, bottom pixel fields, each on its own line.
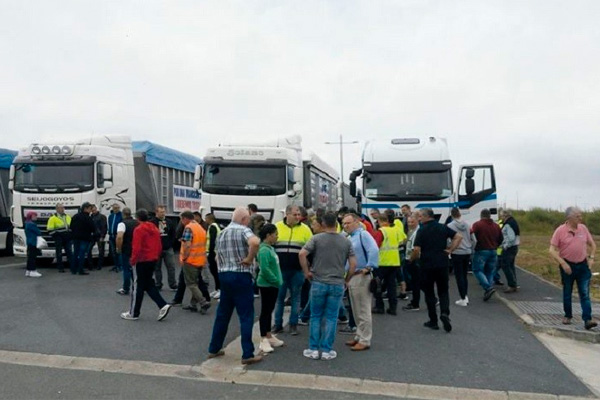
left=324, top=135, right=359, bottom=205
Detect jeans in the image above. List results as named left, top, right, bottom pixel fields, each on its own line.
left=72, top=240, right=91, bottom=274
left=421, top=267, right=450, bottom=323
left=109, top=236, right=122, bottom=269
left=121, top=253, right=132, bottom=292
left=452, top=254, right=470, bottom=300
left=154, top=248, right=177, bottom=289
left=53, top=235, right=73, bottom=270
left=374, top=267, right=399, bottom=312
left=560, top=261, right=593, bottom=322
left=309, top=281, right=344, bottom=352
left=274, top=269, right=305, bottom=328
left=86, top=240, right=105, bottom=268
left=501, top=246, right=519, bottom=288
left=130, top=261, right=167, bottom=317
left=208, top=272, right=255, bottom=360
left=472, top=250, right=498, bottom=292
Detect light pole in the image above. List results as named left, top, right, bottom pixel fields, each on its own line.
left=324, top=135, right=359, bottom=205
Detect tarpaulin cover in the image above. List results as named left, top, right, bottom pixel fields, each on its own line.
left=132, top=141, right=202, bottom=173
left=0, top=149, right=17, bottom=170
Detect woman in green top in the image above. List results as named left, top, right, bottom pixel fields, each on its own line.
left=257, top=223, right=284, bottom=354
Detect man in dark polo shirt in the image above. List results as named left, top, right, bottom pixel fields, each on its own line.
left=411, top=208, right=462, bottom=332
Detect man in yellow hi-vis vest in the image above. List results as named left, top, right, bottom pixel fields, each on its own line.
left=373, top=214, right=405, bottom=315
left=47, top=203, right=73, bottom=273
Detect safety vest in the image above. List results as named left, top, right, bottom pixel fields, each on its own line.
left=180, top=221, right=207, bottom=267
left=378, top=226, right=401, bottom=267
left=206, top=222, right=221, bottom=252
left=497, top=219, right=504, bottom=256
left=274, top=220, right=313, bottom=255
left=47, top=213, right=71, bottom=234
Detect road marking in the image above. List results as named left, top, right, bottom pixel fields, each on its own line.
left=0, top=348, right=593, bottom=400
left=0, top=262, right=26, bottom=269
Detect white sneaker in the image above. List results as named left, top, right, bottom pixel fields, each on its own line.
left=464, top=296, right=469, bottom=304
left=120, top=312, right=139, bottom=321
left=213, top=290, right=221, bottom=300
left=29, top=271, right=42, bottom=278
left=455, top=299, right=468, bottom=307
left=157, top=304, right=172, bottom=321
left=268, top=335, right=284, bottom=348
left=321, top=350, right=337, bottom=361
left=303, top=349, right=320, bottom=360
left=259, top=338, right=274, bottom=353
left=25, top=270, right=30, bottom=277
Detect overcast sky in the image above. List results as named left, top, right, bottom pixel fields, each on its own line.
left=1, top=1, right=599, bottom=210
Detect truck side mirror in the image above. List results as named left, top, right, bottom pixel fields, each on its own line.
left=193, top=165, right=203, bottom=190
left=349, top=181, right=356, bottom=197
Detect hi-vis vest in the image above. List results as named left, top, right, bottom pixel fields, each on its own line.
left=497, top=219, right=504, bottom=256
left=180, top=221, right=207, bottom=267
left=378, top=226, right=402, bottom=267
left=47, top=213, right=71, bottom=234
left=274, top=220, right=313, bottom=256
left=206, top=222, right=221, bottom=252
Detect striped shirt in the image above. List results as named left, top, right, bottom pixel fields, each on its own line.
left=216, top=222, right=255, bottom=273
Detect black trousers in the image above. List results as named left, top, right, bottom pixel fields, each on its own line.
left=407, top=261, right=421, bottom=307
left=259, top=286, right=279, bottom=337
left=27, top=245, right=38, bottom=271
left=451, top=254, right=470, bottom=300
left=374, top=267, right=399, bottom=312
left=421, top=267, right=450, bottom=323
left=130, top=261, right=167, bottom=317
left=208, top=255, right=220, bottom=291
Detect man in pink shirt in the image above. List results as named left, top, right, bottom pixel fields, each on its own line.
left=549, top=207, right=597, bottom=330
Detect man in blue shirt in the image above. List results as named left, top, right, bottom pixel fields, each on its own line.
left=342, top=213, right=379, bottom=351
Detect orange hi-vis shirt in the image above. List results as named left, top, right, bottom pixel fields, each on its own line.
left=180, top=221, right=207, bottom=267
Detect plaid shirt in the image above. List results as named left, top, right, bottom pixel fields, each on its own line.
left=216, top=222, right=255, bottom=273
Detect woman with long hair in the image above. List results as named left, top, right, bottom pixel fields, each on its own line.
left=24, top=211, right=42, bottom=278
left=256, top=223, right=284, bottom=353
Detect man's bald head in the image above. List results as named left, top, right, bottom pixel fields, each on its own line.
left=232, top=206, right=250, bottom=226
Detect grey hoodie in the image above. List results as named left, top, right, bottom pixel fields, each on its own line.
left=447, top=218, right=473, bottom=255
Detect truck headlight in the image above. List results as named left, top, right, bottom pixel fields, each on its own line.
left=13, top=234, right=25, bottom=246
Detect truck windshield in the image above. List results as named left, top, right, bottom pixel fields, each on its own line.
left=202, top=164, right=286, bottom=196
left=364, top=170, right=452, bottom=201
left=14, top=163, right=94, bottom=193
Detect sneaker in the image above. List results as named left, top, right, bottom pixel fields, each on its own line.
left=338, top=316, right=349, bottom=324
left=268, top=335, right=284, bottom=348
left=321, top=350, right=337, bottom=361
left=503, top=287, right=518, bottom=293
left=207, top=350, right=225, bottom=359
left=339, top=325, right=357, bottom=335
left=169, top=286, right=178, bottom=292
left=297, top=319, right=309, bottom=326
left=259, top=338, right=274, bottom=353
left=272, top=325, right=284, bottom=334
left=464, top=296, right=469, bottom=304
left=253, top=294, right=260, bottom=299
left=289, top=325, right=299, bottom=336
left=157, top=304, right=171, bottom=321
left=494, top=280, right=504, bottom=286
left=120, top=312, right=139, bottom=321
left=29, top=271, right=42, bottom=278
left=585, top=320, right=598, bottom=330
left=183, top=305, right=198, bottom=312
left=25, top=270, right=30, bottom=277
left=116, top=288, right=129, bottom=295
left=398, top=293, right=409, bottom=300
left=213, top=291, right=221, bottom=300
left=241, top=355, right=263, bottom=365
left=303, top=349, right=320, bottom=360
left=455, top=299, right=468, bottom=307
left=402, top=304, right=420, bottom=311
left=440, top=315, right=452, bottom=333
left=200, top=303, right=211, bottom=314
left=386, top=309, right=397, bottom=316
left=423, top=321, right=440, bottom=330
left=484, top=288, right=496, bottom=302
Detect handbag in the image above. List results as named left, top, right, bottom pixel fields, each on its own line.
left=36, top=236, right=48, bottom=249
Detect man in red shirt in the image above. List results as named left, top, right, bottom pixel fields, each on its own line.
left=549, top=207, right=597, bottom=330
left=121, top=209, right=171, bottom=322
left=471, top=209, right=503, bottom=301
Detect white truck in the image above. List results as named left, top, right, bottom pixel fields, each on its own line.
left=10, top=135, right=202, bottom=259
left=193, top=136, right=340, bottom=224
left=0, top=148, right=17, bottom=255
left=349, top=137, right=497, bottom=224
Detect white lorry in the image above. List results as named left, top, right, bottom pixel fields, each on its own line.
left=10, top=135, right=202, bottom=259
left=349, top=137, right=497, bottom=224
left=193, top=136, right=340, bottom=224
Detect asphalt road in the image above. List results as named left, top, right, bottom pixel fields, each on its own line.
left=0, top=256, right=594, bottom=398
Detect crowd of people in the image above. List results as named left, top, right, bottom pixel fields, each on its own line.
left=23, top=201, right=598, bottom=364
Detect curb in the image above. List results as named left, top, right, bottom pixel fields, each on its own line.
left=496, top=294, right=600, bottom=344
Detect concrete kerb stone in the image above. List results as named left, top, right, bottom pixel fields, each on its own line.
left=508, top=392, right=561, bottom=400
left=456, top=388, right=509, bottom=400
left=559, top=396, right=600, bottom=400
left=315, top=375, right=362, bottom=392
left=359, top=380, right=409, bottom=397
left=269, top=371, right=318, bottom=389
left=407, top=383, right=458, bottom=400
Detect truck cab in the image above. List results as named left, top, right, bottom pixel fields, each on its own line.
left=349, top=137, right=496, bottom=225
